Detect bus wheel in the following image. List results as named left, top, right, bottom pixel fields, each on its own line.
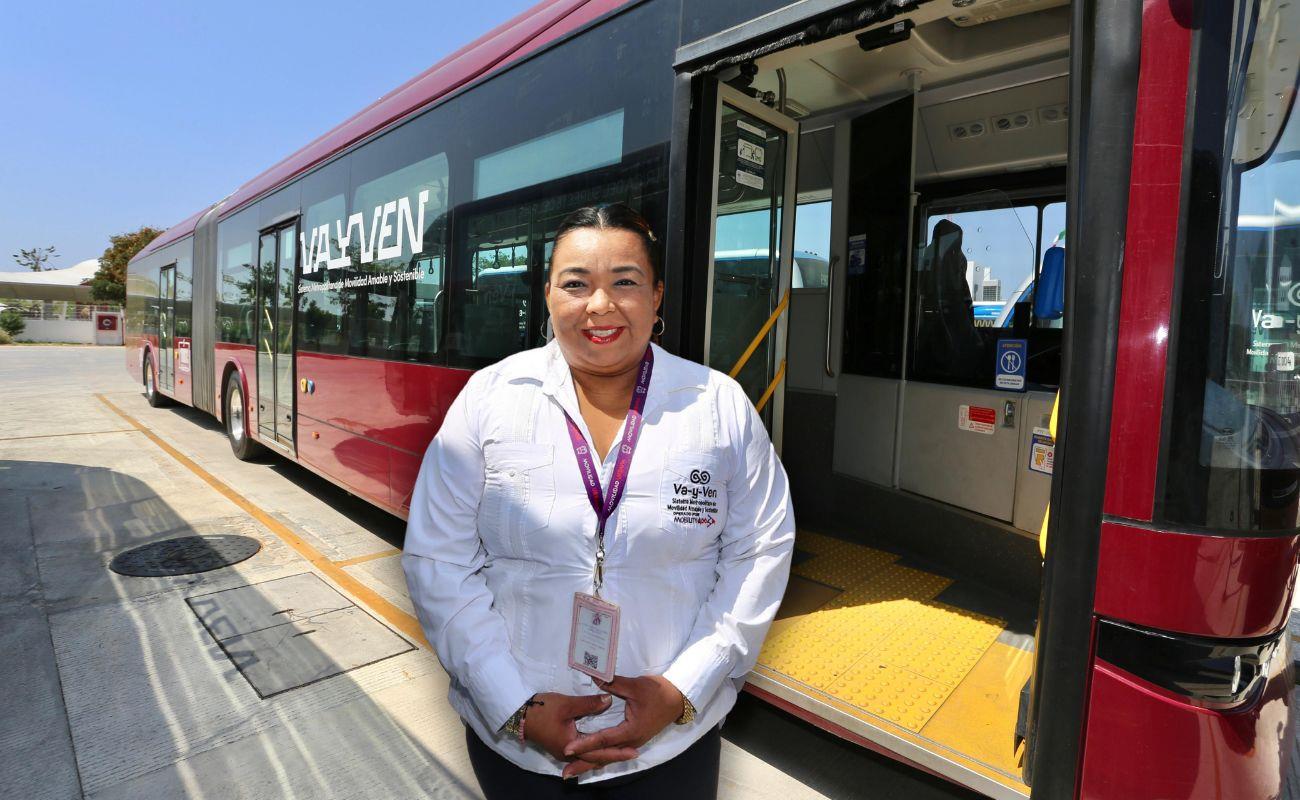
left=144, top=353, right=170, bottom=408
left=224, top=373, right=263, bottom=461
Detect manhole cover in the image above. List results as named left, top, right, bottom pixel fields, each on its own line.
left=110, top=535, right=261, bottom=577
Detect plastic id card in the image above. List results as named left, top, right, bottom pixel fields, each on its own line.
left=568, top=592, right=620, bottom=683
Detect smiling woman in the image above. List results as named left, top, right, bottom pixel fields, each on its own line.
left=402, top=204, right=795, bottom=798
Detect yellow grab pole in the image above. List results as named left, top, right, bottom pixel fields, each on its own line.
left=755, top=359, right=787, bottom=414
left=729, top=290, right=790, bottom=379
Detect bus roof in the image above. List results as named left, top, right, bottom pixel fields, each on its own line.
left=134, top=0, right=626, bottom=262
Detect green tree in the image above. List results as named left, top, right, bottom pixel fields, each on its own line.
left=14, top=246, right=58, bottom=271
left=92, top=227, right=163, bottom=304
left=0, top=308, right=26, bottom=336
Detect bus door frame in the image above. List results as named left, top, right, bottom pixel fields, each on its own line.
left=702, top=83, right=799, bottom=451
left=253, top=214, right=300, bottom=453
left=158, top=263, right=176, bottom=392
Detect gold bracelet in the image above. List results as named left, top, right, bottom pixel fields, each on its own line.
left=674, top=697, right=696, bottom=725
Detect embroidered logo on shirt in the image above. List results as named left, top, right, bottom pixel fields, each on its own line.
left=666, top=467, right=720, bottom=527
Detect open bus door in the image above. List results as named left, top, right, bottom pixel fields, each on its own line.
left=701, top=83, right=799, bottom=451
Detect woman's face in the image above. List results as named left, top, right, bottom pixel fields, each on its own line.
left=545, top=227, right=663, bottom=377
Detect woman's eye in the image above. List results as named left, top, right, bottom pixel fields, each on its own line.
left=561, top=280, right=586, bottom=290
left=615, top=278, right=639, bottom=287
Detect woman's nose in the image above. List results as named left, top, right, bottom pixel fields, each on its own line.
left=586, top=288, right=615, bottom=314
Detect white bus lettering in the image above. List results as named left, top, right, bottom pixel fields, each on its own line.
left=377, top=200, right=399, bottom=260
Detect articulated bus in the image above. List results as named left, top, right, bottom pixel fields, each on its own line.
left=126, top=0, right=1300, bottom=796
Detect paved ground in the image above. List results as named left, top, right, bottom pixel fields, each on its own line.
left=1, top=346, right=983, bottom=800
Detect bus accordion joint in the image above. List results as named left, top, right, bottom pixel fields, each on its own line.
left=728, top=289, right=791, bottom=379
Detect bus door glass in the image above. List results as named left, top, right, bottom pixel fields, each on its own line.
left=704, top=84, right=798, bottom=448
left=158, top=264, right=176, bottom=391
left=255, top=220, right=298, bottom=448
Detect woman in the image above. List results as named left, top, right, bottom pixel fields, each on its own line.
left=403, top=204, right=794, bottom=798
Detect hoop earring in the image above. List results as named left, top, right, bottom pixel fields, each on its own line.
left=652, top=316, right=666, bottom=336
left=540, top=316, right=551, bottom=341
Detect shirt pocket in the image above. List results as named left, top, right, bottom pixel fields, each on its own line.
left=479, top=442, right=555, bottom=557
left=658, top=451, right=729, bottom=558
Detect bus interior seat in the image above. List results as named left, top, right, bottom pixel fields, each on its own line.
left=915, top=219, right=985, bottom=376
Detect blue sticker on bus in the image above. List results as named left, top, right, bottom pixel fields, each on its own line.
left=995, top=338, right=1027, bottom=391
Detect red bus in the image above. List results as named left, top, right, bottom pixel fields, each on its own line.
left=126, top=0, right=1299, bottom=797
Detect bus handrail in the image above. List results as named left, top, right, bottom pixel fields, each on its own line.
left=728, top=289, right=791, bottom=379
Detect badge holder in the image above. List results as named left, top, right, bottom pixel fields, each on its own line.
left=568, top=592, right=620, bottom=683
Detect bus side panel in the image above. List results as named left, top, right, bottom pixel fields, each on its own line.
left=295, top=352, right=472, bottom=512
left=1094, top=522, right=1300, bottom=639
left=1079, top=656, right=1293, bottom=800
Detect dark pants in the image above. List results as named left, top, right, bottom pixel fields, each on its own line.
left=465, top=726, right=721, bottom=800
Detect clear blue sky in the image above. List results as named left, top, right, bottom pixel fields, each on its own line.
left=0, top=0, right=538, bottom=272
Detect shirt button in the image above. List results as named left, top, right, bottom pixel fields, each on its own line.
left=508, top=470, right=517, bottom=477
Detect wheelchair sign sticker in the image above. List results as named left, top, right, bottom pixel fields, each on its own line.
left=996, top=339, right=1027, bottom=391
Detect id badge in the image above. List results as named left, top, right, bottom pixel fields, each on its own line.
left=568, top=592, right=620, bottom=683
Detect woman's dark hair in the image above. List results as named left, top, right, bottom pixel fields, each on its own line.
left=552, top=203, right=662, bottom=284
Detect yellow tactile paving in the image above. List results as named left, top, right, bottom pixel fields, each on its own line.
left=758, top=528, right=1028, bottom=794
left=793, top=544, right=896, bottom=590
left=919, top=641, right=1035, bottom=779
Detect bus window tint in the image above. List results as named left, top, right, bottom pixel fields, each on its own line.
left=217, top=207, right=258, bottom=346
left=1162, top=0, right=1300, bottom=530
left=297, top=157, right=349, bottom=354
left=473, top=110, right=624, bottom=201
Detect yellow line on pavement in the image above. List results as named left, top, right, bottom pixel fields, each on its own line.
left=334, top=549, right=402, bottom=568
left=95, top=394, right=428, bottom=649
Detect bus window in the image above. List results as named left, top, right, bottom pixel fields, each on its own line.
left=793, top=201, right=831, bottom=288
left=217, top=207, right=258, bottom=347
left=911, top=195, right=1065, bottom=388
left=348, top=143, right=450, bottom=362
left=1162, top=0, right=1300, bottom=531
left=297, top=157, right=349, bottom=355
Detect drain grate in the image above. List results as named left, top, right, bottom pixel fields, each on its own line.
left=110, top=535, right=261, bottom=577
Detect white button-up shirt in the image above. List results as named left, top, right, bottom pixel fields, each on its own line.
left=402, top=340, right=794, bottom=782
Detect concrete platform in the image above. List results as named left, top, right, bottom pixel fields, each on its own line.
left=4, top=347, right=991, bottom=800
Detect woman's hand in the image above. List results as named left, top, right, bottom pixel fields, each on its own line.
left=560, top=675, right=685, bottom=779
left=522, top=692, right=634, bottom=776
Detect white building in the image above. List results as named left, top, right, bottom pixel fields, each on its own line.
left=0, top=259, right=123, bottom=344
left=965, top=261, right=1001, bottom=302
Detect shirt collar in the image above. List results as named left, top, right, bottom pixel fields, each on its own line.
left=530, top=339, right=701, bottom=414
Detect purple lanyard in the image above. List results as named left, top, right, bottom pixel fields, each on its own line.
left=562, top=345, right=653, bottom=594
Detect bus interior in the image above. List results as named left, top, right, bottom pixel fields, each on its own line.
left=697, top=2, right=1073, bottom=796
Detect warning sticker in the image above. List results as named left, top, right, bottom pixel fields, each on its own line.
left=737, top=138, right=765, bottom=167
left=665, top=469, right=721, bottom=528
left=1029, top=427, right=1055, bottom=475
left=958, top=405, right=996, bottom=435
left=735, top=169, right=764, bottom=190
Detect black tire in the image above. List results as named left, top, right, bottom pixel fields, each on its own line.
left=224, top=372, right=264, bottom=461
left=143, top=353, right=170, bottom=407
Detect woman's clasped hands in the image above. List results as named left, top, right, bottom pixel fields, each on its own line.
left=522, top=675, right=687, bottom=780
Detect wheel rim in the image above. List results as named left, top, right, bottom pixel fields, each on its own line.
left=229, top=386, right=245, bottom=444
left=145, top=363, right=155, bottom=396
